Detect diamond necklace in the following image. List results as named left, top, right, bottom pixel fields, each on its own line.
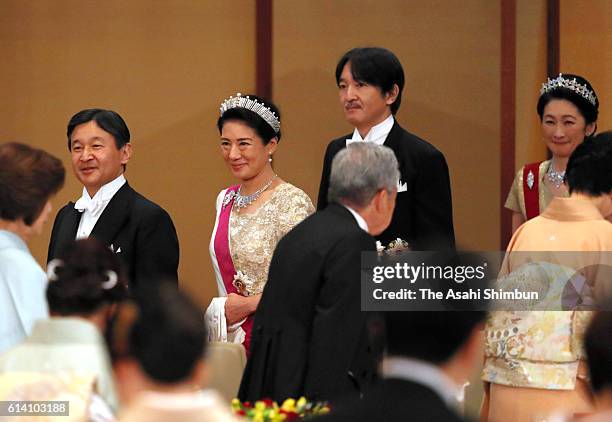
left=234, top=174, right=277, bottom=211
left=546, top=164, right=565, bottom=188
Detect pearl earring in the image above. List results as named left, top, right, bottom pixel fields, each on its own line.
left=269, top=154, right=273, bottom=163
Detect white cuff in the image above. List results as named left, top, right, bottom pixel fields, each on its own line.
left=205, top=297, right=246, bottom=344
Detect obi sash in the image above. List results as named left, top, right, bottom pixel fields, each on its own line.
left=522, top=162, right=542, bottom=220
left=213, top=186, right=254, bottom=353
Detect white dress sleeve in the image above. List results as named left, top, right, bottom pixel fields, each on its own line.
left=204, top=297, right=245, bottom=344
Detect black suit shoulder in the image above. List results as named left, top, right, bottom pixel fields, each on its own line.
left=318, top=378, right=465, bottom=422
left=241, top=205, right=376, bottom=403
left=328, top=132, right=352, bottom=148
left=386, top=124, right=448, bottom=167
left=48, top=184, right=179, bottom=290
left=130, top=189, right=166, bottom=212
left=317, top=125, right=448, bottom=210
left=317, top=122, right=455, bottom=250
left=51, top=201, right=77, bottom=224
left=326, top=125, right=444, bottom=163
left=128, top=190, right=174, bottom=224
left=392, top=125, right=440, bottom=152
left=265, top=205, right=372, bottom=299
left=306, top=203, right=367, bottom=234
left=276, top=204, right=375, bottom=264
left=124, top=188, right=179, bottom=287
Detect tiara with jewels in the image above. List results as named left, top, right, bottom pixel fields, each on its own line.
left=540, top=74, right=597, bottom=106
left=219, top=93, right=280, bottom=133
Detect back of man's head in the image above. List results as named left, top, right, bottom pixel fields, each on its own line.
left=110, top=282, right=206, bottom=385
left=385, top=311, right=485, bottom=364
left=328, top=142, right=399, bottom=209
left=566, top=131, right=612, bottom=195
left=585, top=311, right=612, bottom=398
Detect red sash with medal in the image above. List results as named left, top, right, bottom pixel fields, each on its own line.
left=522, top=162, right=542, bottom=220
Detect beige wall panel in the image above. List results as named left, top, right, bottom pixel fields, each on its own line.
left=274, top=0, right=501, bottom=250
left=560, top=0, right=611, bottom=131
left=515, top=0, right=548, bottom=173
left=0, top=0, right=255, bottom=306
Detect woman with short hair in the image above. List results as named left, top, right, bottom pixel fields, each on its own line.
left=0, top=142, right=65, bottom=353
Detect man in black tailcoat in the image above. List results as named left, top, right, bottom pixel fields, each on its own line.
left=318, top=47, right=455, bottom=251
left=239, top=143, right=399, bottom=403
left=47, top=109, right=179, bottom=292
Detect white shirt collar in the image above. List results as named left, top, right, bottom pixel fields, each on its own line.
left=343, top=204, right=369, bottom=233
left=382, top=356, right=463, bottom=409
left=74, top=174, right=126, bottom=211
left=347, top=114, right=394, bottom=145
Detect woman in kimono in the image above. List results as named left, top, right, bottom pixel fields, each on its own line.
left=482, top=132, right=612, bottom=421
left=505, top=74, right=599, bottom=234
left=207, top=94, right=314, bottom=353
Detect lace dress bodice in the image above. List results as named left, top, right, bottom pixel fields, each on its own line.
left=228, top=183, right=314, bottom=295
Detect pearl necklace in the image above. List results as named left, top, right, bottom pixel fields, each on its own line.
left=232, top=175, right=277, bottom=211
left=546, top=164, right=565, bottom=188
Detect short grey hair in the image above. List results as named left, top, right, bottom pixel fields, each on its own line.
left=328, top=143, right=399, bottom=208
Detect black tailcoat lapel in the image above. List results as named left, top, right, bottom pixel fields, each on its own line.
left=47, top=205, right=81, bottom=262
left=48, top=181, right=179, bottom=291
left=89, top=183, right=134, bottom=244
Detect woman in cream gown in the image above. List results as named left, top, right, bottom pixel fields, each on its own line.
left=207, top=94, right=314, bottom=353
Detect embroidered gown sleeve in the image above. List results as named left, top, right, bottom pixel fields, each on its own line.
left=504, top=168, right=523, bottom=215
left=274, top=186, right=315, bottom=239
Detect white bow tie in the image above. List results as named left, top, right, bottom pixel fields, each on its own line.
left=74, top=196, right=106, bottom=217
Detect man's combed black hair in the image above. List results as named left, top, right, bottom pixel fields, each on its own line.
left=67, top=109, right=131, bottom=150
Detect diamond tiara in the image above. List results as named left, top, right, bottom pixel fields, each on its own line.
left=219, top=93, right=280, bottom=134
left=540, top=74, right=597, bottom=107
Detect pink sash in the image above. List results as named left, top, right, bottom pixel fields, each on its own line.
left=213, top=186, right=254, bottom=353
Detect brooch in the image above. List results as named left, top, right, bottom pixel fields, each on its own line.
left=526, top=170, right=535, bottom=190
left=233, top=271, right=256, bottom=296
left=222, top=190, right=236, bottom=209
